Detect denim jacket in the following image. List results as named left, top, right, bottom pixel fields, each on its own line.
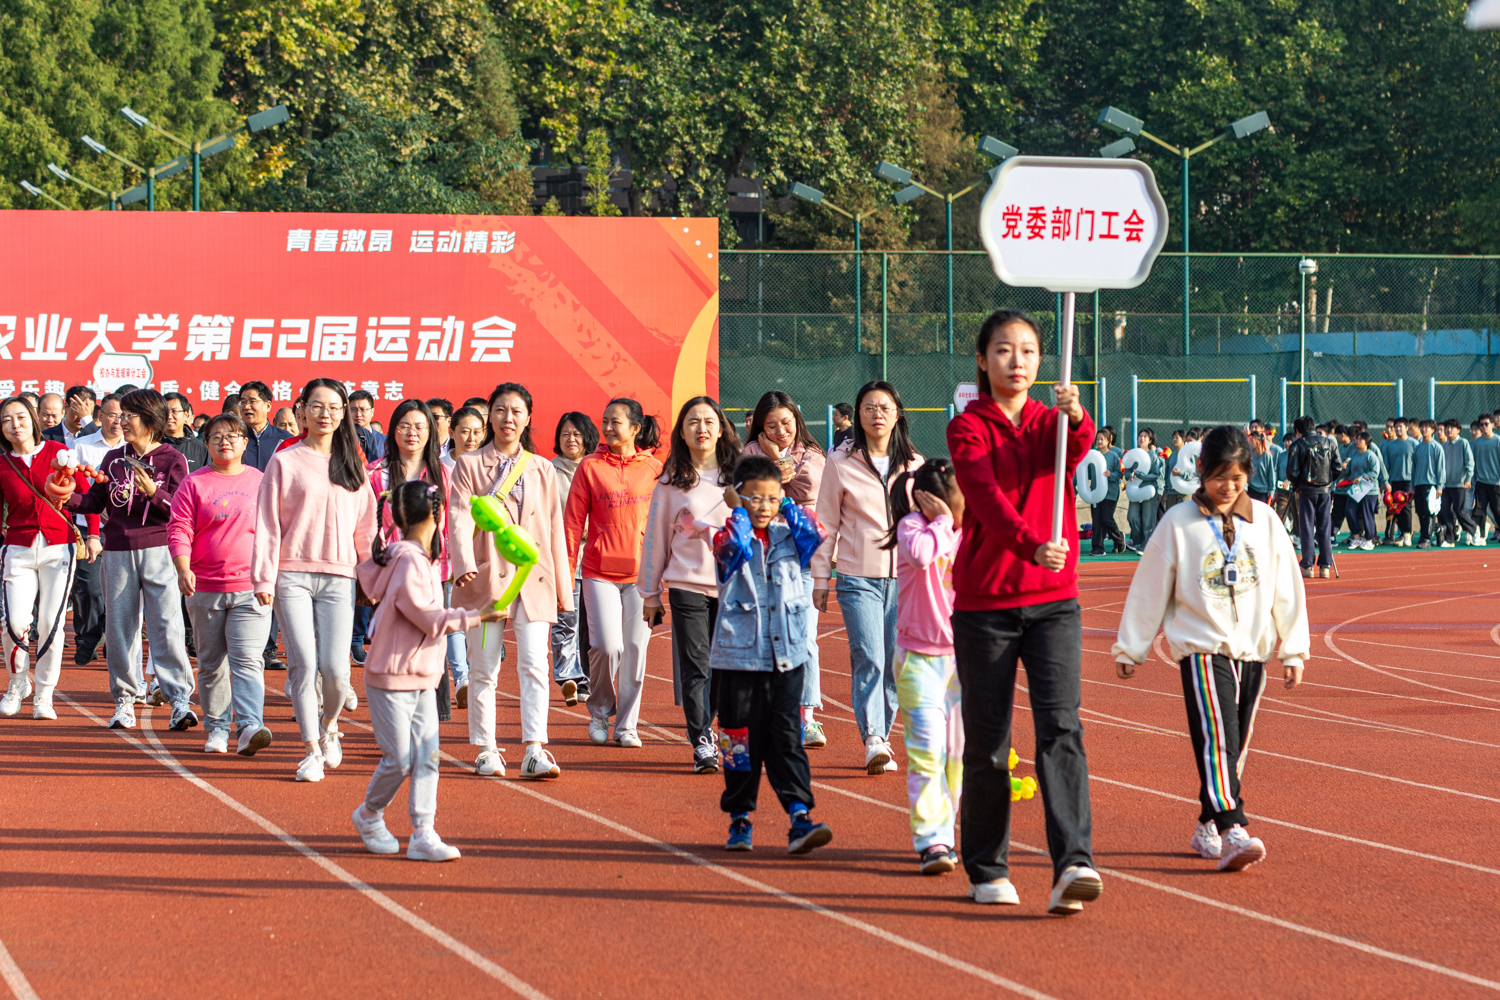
left=708, top=502, right=825, bottom=673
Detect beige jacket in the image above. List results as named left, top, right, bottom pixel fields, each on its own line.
left=448, top=444, right=574, bottom=623
left=811, top=447, right=924, bottom=582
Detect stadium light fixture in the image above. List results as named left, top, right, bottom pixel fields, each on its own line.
left=791, top=180, right=890, bottom=348
left=48, top=162, right=121, bottom=210
left=80, top=134, right=156, bottom=210
left=19, top=180, right=67, bottom=210
left=1100, top=137, right=1137, bottom=159
left=118, top=103, right=290, bottom=211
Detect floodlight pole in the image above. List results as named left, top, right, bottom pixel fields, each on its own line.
left=794, top=190, right=882, bottom=351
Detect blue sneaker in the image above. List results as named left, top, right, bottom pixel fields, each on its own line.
left=725, top=816, right=753, bottom=852
left=787, top=812, right=832, bottom=855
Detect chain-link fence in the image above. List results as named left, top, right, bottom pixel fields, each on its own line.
left=718, top=251, right=1500, bottom=455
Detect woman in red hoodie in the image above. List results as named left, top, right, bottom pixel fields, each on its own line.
left=563, top=397, right=662, bottom=749
left=946, top=309, right=1103, bottom=915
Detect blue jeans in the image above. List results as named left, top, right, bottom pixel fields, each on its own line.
left=836, top=574, right=898, bottom=740
left=442, top=581, right=467, bottom=688
left=801, top=568, right=821, bottom=709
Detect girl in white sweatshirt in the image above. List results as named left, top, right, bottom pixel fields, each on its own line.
left=1112, top=425, right=1310, bottom=873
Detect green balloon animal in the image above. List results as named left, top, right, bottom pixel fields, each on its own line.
left=470, top=495, right=541, bottom=643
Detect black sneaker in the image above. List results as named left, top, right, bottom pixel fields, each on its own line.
left=919, top=845, right=956, bottom=875
left=74, top=641, right=99, bottom=665
left=263, top=651, right=286, bottom=671
left=787, top=812, right=832, bottom=855
left=350, top=642, right=367, bottom=664
left=693, top=738, right=720, bottom=774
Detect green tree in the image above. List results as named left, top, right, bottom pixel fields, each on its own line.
left=583, top=126, right=621, bottom=215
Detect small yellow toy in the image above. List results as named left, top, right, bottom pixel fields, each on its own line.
left=1005, top=747, right=1038, bottom=802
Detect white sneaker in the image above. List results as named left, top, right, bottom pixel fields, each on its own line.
left=1217, top=824, right=1266, bottom=872
left=1440, top=539, right=1455, bottom=548
left=474, top=748, right=506, bottom=776
left=352, top=805, right=400, bottom=855
left=0, top=672, right=28, bottom=716
left=1401, top=532, right=1414, bottom=547
left=203, top=730, right=230, bottom=753
left=588, top=717, right=611, bottom=745
left=616, top=730, right=642, bottom=748
left=864, top=741, right=893, bottom=775
left=148, top=679, right=165, bottom=706
left=108, top=700, right=137, bottom=730
left=169, top=704, right=200, bottom=731
left=1463, top=532, right=1475, bottom=546
left=295, top=752, right=325, bottom=782
left=31, top=686, right=56, bottom=721
left=1048, top=864, right=1104, bottom=915
left=407, top=826, right=460, bottom=862
left=1359, top=539, right=1375, bottom=550
left=1190, top=821, right=1222, bottom=859
left=237, top=726, right=273, bottom=756
left=320, top=728, right=343, bottom=769
left=519, top=746, right=560, bottom=780
left=968, top=879, right=1020, bottom=905
left=343, top=689, right=358, bottom=712
left=883, top=756, right=899, bottom=772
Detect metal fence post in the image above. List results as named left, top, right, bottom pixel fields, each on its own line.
left=1131, top=375, right=1139, bottom=447
left=1397, top=378, right=1404, bottom=416
left=1429, top=377, right=1436, bottom=419
left=881, top=253, right=889, bottom=383
left=1099, top=376, right=1107, bottom=427
left=1279, top=377, right=1287, bottom=434
left=1092, top=291, right=1100, bottom=418
left=947, top=403, right=956, bottom=422
left=1248, top=375, right=1256, bottom=422
left=826, top=403, right=835, bottom=453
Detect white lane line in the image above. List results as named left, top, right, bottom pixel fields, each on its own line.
left=0, top=940, right=39, bottom=1000
left=1298, top=680, right=1500, bottom=712
left=59, top=695, right=553, bottom=1000
left=1337, top=636, right=1500, bottom=665
left=810, top=781, right=1500, bottom=993
left=1324, top=589, right=1500, bottom=704
left=338, top=721, right=1058, bottom=1000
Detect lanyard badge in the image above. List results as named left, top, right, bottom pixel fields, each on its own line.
left=1206, top=514, right=1241, bottom=621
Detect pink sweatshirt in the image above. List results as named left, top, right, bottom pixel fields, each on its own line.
left=167, top=466, right=264, bottom=592
left=636, top=472, right=731, bottom=600
left=356, top=540, right=481, bottom=691
left=368, top=461, right=452, bottom=581
left=252, top=443, right=378, bottom=593
left=894, top=511, right=961, bottom=655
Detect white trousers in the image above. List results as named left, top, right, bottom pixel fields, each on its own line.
left=275, top=571, right=354, bottom=743
left=583, top=578, right=650, bottom=736
left=364, top=686, right=440, bottom=828
left=2, top=538, right=71, bottom=691
left=466, top=599, right=552, bottom=748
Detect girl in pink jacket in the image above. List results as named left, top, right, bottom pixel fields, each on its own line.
left=884, top=459, right=966, bottom=876
left=352, top=481, right=501, bottom=862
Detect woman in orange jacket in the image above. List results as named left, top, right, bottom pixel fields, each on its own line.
left=563, top=398, right=663, bottom=749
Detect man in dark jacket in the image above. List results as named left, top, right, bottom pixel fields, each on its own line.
left=162, top=393, right=209, bottom=471
left=238, top=381, right=292, bottom=472
left=42, top=385, right=98, bottom=447
left=1286, top=415, right=1343, bottom=579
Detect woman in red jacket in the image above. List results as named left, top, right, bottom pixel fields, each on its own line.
left=0, top=396, right=97, bottom=719
left=946, top=310, right=1103, bottom=915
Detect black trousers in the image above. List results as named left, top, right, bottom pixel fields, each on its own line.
left=1330, top=494, right=1348, bottom=538
left=1439, top=486, right=1478, bottom=542
left=1388, top=479, right=1413, bottom=535
left=1296, top=492, right=1333, bottom=569
left=953, top=600, right=1093, bottom=882
left=1180, top=654, right=1265, bottom=832
left=669, top=589, right=719, bottom=748
left=1090, top=497, right=1124, bottom=553
left=718, top=666, right=812, bottom=816
left=71, top=552, right=104, bottom=659
left=1414, top=485, right=1439, bottom=542
left=1475, top=482, right=1500, bottom=538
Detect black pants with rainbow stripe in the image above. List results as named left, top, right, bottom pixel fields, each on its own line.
left=1179, top=654, right=1266, bottom=832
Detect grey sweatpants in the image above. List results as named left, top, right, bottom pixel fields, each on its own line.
left=187, top=590, right=273, bottom=735
left=103, top=546, right=194, bottom=708
left=275, top=571, right=354, bottom=743
left=363, top=686, right=440, bottom=828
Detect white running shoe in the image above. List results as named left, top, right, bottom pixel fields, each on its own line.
left=588, top=717, right=611, bottom=745
left=1218, top=824, right=1266, bottom=872
left=519, top=746, right=560, bottom=780
left=407, top=826, right=460, bottom=862
left=864, top=741, right=893, bottom=775
left=969, top=879, right=1020, bottom=905
left=616, top=730, right=642, bottom=748
left=31, top=686, right=56, bottom=721
left=237, top=726, right=273, bottom=756
left=203, top=730, right=230, bottom=754
left=352, top=805, right=400, bottom=855
left=1359, top=539, right=1375, bottom=550
left=1190, top=821, right=1222, bottom=859
left=883, top=756, right=899, bottom=772
left=108, top=700, right=137, bottom=730
left=295, top=752, right=325, bottom=782
left=169, top=705, right=200, bottom=731
left=343, top=689, right=358, bottom=712
left=320, top=728, right=343, bottom=769
left=474, top=748, right=506, bottom=776
left=1048, top=864, right=1104, bottom=915
left=148, top=679, right=165, bottom=706
left=0, top=672, right=28, bottom=717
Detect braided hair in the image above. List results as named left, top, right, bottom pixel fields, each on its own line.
left=371, top=479, right=444, bottom=566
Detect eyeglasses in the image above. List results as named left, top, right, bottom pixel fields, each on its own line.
left=307, top=404, right=344, bottom=416
left=860, top=404, right=897, bottom=416
left=240, top=396, right=267, bottom=407
left=206, top=433, right=244, bottom=445
left=737, top=493, right=783, bottom=508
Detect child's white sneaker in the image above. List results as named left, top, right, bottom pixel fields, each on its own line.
left=1218, top=824, right=1266, bottom=871
left=1190, top=820, right=1222, bottom=859
left=968, top=878, right=1019, bottom=905
left=352, top=805, right=400, bottom=855
left=1048, top=864, right=1103, bottom=914
left=407, top=826, right=460, bottom=862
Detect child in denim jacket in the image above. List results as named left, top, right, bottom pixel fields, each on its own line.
left=687, top=455, right=831, bottom=854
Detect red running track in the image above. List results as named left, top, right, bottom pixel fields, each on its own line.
left=3, top=548, right=1500, bottom=998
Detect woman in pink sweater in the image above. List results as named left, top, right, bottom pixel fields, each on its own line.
left=638, top=396, right=739, bottom=771
left=741, top=390, right=828, bottom=747
left=353, top=481, right=501, bottom=862
left=253, top=378, right=378, bottom=783
left=169, top=413, right=272, bottom=757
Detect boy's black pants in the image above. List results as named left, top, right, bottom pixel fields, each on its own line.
left=1414, top=485, right=1439, bottom=542
left=718, top=665, right=813, bottom=816
left=1389, top=479, right=1413, bottom=535
left=1475, top=482, right=1500, bottom=537
left=1439, top=486, right=1478, bottom=542
left=953, top=600, right=1093, bottom=883
left=669, top=589, right=719, bottom=749
left=1180, top=654, right=1266, bottom=832
left=1090, top=497, right=1123, bottom=553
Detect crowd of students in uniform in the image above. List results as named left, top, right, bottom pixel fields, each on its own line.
left=0, top=308, right=1324, bottom=910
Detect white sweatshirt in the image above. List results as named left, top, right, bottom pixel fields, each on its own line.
left=1112, top=494, right=1310, bottom=668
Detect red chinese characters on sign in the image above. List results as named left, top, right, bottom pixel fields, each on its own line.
left=997, top=205, right=1149, bottom=243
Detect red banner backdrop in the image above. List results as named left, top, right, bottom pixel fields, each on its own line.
left=0, top=211, right=720, bottom=441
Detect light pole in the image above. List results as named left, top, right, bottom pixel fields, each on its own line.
left=119, top=104, right=289, bottom=211
left=1298, top=257, right=1317, bottom=416
left=1098, top=107, right=1270, bottom=357
left=791, top=182, right=885, bottom=349
left=18, top=181, right=67, bottom=210
left=48, top=163, right=120, bottom=210
left=81, top=134, right=157, bottom=209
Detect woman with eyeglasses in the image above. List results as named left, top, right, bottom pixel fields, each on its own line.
left=253, top=378, right=378, bottom=783
left=812, top=381, right=924, bottom=775
left=740, top=391, right=829, bottom=748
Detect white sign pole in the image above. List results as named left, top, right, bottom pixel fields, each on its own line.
left=1052, top=292, right=1076, bottom=546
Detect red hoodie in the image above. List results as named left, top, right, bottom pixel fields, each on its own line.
left=947, top=394, right=1095, bottom=611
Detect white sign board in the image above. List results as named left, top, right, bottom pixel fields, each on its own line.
left=978, top=156, right=1169, bottom=293
left=954, top=382, right=980, bottom=411
left=93, top=353, right=154, bottom=393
